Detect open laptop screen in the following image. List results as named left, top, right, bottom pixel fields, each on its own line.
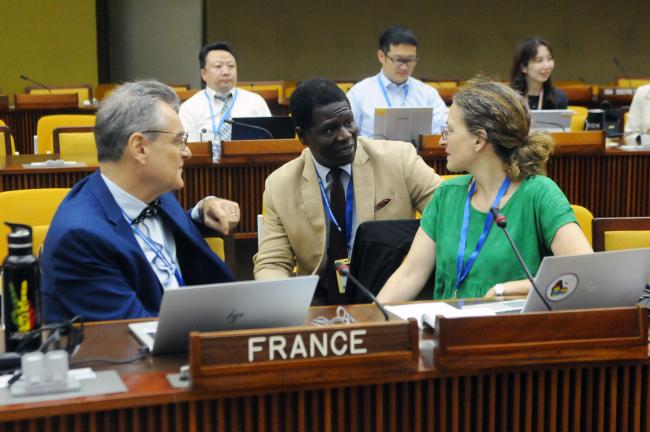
left=129, top=276, right=318, bottom=354
left=230, top=116, right=295, bottom=140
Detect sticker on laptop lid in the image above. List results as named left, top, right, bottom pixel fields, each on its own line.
left=546, top=274, right=578, bottom=301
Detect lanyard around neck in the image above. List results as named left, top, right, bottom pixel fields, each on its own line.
left=205, top=89, right=239, bottom=139
left=454, top=177, right=511, bottom=297
left=122, top=211, right=185, bottom=287
left=316, top=168, right=354, bottom=254
left=377, top=74, right=409, bottom=107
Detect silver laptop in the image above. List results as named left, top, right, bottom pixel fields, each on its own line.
left=129, top=276, right=318, bottom=355
left=523, top=248, right=650, bottom=312
left=530, top=109, right=574, bottom=132
left=373, top=106, right=433, bottom=144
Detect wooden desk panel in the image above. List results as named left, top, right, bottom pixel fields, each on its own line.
left=1, top=145, right=648, bottom=238
left=1, top=308, right=649, bottom=431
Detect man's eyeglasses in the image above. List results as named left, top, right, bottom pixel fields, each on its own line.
left=384, top=53, right=418, bottom=67
left=141, top=130, right=189, bottom=150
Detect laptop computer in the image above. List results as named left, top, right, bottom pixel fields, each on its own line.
left=530, top=109, right=574, bottom=132
left=372, top=107, right=433, bottom=145
left=230, top=116, right=295, bottom=140
left=523, top=248, right=650, bottom=312
left=463, top=248, right=650, bottom=315
left=129, top=276, right=318, bottom=355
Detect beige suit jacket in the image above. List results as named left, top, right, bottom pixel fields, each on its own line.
left=253, top=137, right=442, bottom=280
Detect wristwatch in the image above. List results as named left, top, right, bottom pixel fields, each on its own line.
left=494, top=283, right=506, bottom=297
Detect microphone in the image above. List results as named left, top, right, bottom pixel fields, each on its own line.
left=613, top=58, right=632, bottom=88
left=224, top=119, right=273, bottom=139
left=489, top=207, right=552, bottom=311
left=335, top=262, right=390, bottom=321
left=19, top=74, right=52, bottom=94
left=199, top=128, right=207, bottom=142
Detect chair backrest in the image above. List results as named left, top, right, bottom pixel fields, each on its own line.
left=592, top=217, right=650, bottom=252
left=0, top=188, right=70, bottom=261
left=176, top=89, right=199, bottom=102
left=26, top=84, right=93, bottom=107
left=14, top=93, right=78, bottom=109
left=568, top=105, right=589, bottom=132
left=336, top=82, right=355, bottom=93
left=53, top=126, right=96, bottom=155
left=36, top=114, right=96, bottom=154
left=204, top=235, right=236, bottom=270
left=570, top=204, right=594, bottom=246
left=0, top=119, right=16, bottom=155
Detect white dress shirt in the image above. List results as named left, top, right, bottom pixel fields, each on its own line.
left=179, top=86, right=272, bottom=159
left=346, top=71, right=449, bottom=138
left=101, top=174, right=182, bottom=290
left=625, top=84, right=650, bottom=145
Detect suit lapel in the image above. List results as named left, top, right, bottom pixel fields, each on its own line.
left=352, top=142, right=374, bottom=224
left=88, top=172, right=140, bottom=244
left=301, top=151, right=327, bottom=259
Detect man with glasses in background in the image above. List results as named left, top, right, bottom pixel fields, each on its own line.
left=180, top=41, right=271, bottom=161
left=347, top=26, right=448, bottom=138
left=42, top=80, right=239, bottom=323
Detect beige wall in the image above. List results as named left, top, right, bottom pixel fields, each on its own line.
left=1, top=1, right=98, bottom=104
left=206, top=0, right=649, bottom=84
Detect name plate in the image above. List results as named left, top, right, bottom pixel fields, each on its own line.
left=189, top=318, right=418, bottom=391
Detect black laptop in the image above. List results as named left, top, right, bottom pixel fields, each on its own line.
left=230, top=116, right=295, bottom=140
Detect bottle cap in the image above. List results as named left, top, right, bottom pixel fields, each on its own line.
left=5, top=222, right=33, bottom=255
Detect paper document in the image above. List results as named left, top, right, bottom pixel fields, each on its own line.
left=386, top=302, right=498, bottom=329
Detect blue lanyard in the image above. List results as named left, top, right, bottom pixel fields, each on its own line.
left=454, top=177, right=511, bottom=297
left=316, top=169, right=354, bottom=254
left=377, top=74, right=409, bottom=107
left=204, top=89, right=238, bottom=139
left=122, top=212, right=185, bottom=287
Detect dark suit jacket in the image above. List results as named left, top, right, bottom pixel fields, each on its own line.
left=41, top=171, right=234, bottom=323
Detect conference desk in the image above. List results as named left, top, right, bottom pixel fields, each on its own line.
left=1, top=304, right=649, bottom=431
left=0, top=107, right=93, bottom=155
left=0, top=137, right=648, bottom=237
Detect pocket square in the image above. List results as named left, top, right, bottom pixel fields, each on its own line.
left=374, top=198, right=391, bottom=212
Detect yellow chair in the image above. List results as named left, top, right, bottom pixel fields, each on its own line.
left=204, top=235, right=236, bottom=269
left=36, top=115, right=96, bottom=154
left=0, top=189, right=70, bottom=261
left=205, top=237, right=225, bottom=260
left=0, top=119, right=16, bottom=155
left=592, top=217, right=650, bottom=252
left=570, top=204, right=593, bottom=246
left=568, top=105, right=588, bottom=132
left=616, top=78, right=650, bottom=88
left=52, top=126, right=96, bottom=156
left=336, top=82, right=355, bottom=93
left=27, top=84, right=93, bottom=107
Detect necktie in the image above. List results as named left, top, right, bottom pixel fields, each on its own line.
left=323, top=168, right=349, bottom=304
left=132, top=199, right=162, bottom=225
left=215, top=93, right=232, bottom=142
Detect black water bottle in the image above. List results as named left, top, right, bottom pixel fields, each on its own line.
left=2, top=222, right=42, bottom=352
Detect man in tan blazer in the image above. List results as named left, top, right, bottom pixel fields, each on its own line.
left=253, top=78, right=442, bottom=304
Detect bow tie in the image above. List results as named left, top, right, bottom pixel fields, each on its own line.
left=132, top=199, right=162, bottom=224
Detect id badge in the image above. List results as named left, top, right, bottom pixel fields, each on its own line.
left=335, top=258, right=351, bottom=294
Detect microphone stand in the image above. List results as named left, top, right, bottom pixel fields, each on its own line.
left=336, top=264, right=390, bottom=321
left=224, top=119, right=273, bottom=139
left=19, top=74, right=52, bottom=94
left=490, top=208, right=552, bottom=311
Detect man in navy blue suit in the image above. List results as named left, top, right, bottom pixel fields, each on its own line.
left=41, top=80, right=239, bottom=323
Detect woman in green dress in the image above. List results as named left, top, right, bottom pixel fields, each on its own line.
left=377, top=79, right=593, bottom=302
